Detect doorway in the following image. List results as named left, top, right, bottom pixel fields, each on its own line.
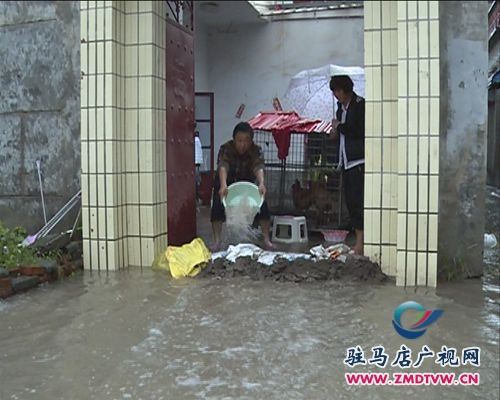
left=195, top=92, right=215, bottom=205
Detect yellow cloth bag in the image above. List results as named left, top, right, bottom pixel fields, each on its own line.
left=152, top=238, right=211, bottom=278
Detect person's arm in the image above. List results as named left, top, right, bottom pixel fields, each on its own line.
left=217, top=145, right=230, bottom=199
left=218, top=166, right=228, bottom=198
left=337, top=98, right=365, bottom=139
left=255, top=168, right=266, bottom=197
left=330, top=119, right=340, bottom=140
left=252, top=146, right=266, bottom=197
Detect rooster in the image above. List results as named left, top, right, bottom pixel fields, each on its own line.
left=310, top=177, right=337, bottom=226
left=291, top=180, right=313, bottom=212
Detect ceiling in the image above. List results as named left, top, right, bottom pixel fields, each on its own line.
left=194, top=1, right=265, bottom=28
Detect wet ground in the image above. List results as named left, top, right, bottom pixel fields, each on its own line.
left=0, top=188, right=499, bottom=400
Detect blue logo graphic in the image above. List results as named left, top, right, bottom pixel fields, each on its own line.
left=392, top=301, right=444, bottom=339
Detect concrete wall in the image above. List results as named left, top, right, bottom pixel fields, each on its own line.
left=205, top=17, right=364, bottom=156
left=195, top=21, right=210, bottom=92
left=0, top=1, right=81, bottom=232
left=439, top=1, right=489, bottom=278
left=487, top=4, right=500, bottom=188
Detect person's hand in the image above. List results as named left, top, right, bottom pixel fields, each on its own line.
left=258, top=182, right=266, bottom=198
left=218, top=183, right=228, bottom=200
left=331, top=118, right=340, bottom=129
left=331, top=119, right=340, bottom=140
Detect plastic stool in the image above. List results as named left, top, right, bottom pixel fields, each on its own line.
left=272, top=215, right=308, bottom=244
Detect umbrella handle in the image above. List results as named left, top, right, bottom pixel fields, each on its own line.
left=36, top=160, right=47, bottom=224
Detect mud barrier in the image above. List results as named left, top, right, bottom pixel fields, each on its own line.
left=199, top=255, right=392, bottom=284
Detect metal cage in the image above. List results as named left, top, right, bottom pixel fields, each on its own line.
left=254, top=130, right=349, bottom=230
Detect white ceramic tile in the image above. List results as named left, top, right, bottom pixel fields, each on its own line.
left=429, top=175, right=439, bottom=213
left=381, top=210, right=391, bottom=243
left=127, top=236, right=141, bottom=267
left=138, top=141, right=154, bottom=172
left=418, top=214, right=428, bottom=251
left=418, top=137, right=429, bottom=174
left=428, top=214, right=438, bottom=251
left=372, top=173, right=382, bottom=208
left=406, top=251, right=417, bottom=286
left=372, top=67, right=382, bottom=101
left=397, top=212, right=407, bottom=250
left=426, top=256, right=437, bottom=288
left=418, top=59, right=429, bottom=97
left=417, top=0, right=428, bottom=19
left=419, top=97, right=429, bottom=133
left=365, top=31, right=374, bottom=66
left=372, top=0, right=381, bottom=29
left=408, top=21, right=418, bottom=59
left=397, top=21, right=408, bottom=60
left=418, top=175, right=429, bottom=213
left=429, top=20, right=439, bottom=58
left=429, top=1, right=439, bottom=20
left=407, top=1, right=417, bottom=19
left=407, top=175, right=417, bottom=212
left=429, top=136, right=439, bottom=174
left=408, top=98, right=418, bottom=134
left=364, top=0, right=373, bottom=29
left=397, top=174, right=407, bottom=211
left=407, top=137, right=418, bottom=174
left=417, top=252, right=428, bottom=286
left=126, top=173, right=140, bottom=204
left=138, top=172, right=154, bottom=204
left=396, top=250, right=406, bottom=286
left=372, top=101, right=382, bottom=136
left=138, top=77, right=153, bottom=108
left=418, top=20, right=429, bottom=59
left=382, top=138, right=393, bottom=172
left=398, top=98, right=407, bottom=135
left=141, top=238, right=155, bottom=267
left=408, top=59, right=418, bottom=96
left=429, top=98, right=440, bottom=135
left=430, top=58, right=440, bottom=97
left=382, top=172, right=392, bottom=208
left=397, top=1, right=406, bottom=21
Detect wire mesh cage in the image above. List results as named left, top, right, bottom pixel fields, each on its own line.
left=254, top=130, right=349, bottom=230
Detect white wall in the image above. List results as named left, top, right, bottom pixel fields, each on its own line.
left=205, top=17, right=364, bottom=161
left=194, top=21, right=210, bottom=92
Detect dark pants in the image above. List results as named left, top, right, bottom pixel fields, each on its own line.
left=210, top=178, right=271, bottom=224
left=343, top=164, right=364, bottom=230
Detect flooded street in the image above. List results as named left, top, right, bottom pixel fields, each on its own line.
left=1, top=188, right=499, bottom=400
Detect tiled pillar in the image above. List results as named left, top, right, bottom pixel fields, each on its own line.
left=81, top=1, right=167, bottom=270
left=123, top=1, right=168, bottom=268
left=363, top=1, right=399, bottom=277
left=364, top=1, right=440, bottom=287
left=81, top=1, right=127, bottom=270
left=395, top=1, right=440, bottom=287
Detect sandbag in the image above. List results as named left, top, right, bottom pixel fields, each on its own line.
left=152, top=238, right=211, bottom=278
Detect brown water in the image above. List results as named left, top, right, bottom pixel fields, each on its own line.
left=0, top=188, right=499, bottom=400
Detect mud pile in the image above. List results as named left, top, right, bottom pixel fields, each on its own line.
left=199, top=255, right=391, bottom=284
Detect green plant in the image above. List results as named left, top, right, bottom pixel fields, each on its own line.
left=0, top=222, right=38, bottom=269
left=438, top=256, right=467, bottom=282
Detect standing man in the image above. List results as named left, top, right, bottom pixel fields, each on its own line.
left=330, top=75, right=365, bottom=255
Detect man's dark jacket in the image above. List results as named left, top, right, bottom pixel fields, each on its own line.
left=335, top=93, right=365, bottom=162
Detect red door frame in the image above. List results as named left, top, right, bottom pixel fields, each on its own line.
left=165, top=18, right=196, bottom=246
left=195, top=92, right=215, bottom=172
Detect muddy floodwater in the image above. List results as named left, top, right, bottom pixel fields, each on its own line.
left=0, top=188, right=499, bottom=400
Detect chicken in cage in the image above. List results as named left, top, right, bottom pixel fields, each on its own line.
left=254, top=130, right=348, bottom=230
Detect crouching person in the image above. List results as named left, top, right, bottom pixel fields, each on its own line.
left=210, top=122, right=273, bottom=251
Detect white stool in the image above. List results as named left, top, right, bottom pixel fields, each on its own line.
left=272, top=215, right=308, bottom=244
